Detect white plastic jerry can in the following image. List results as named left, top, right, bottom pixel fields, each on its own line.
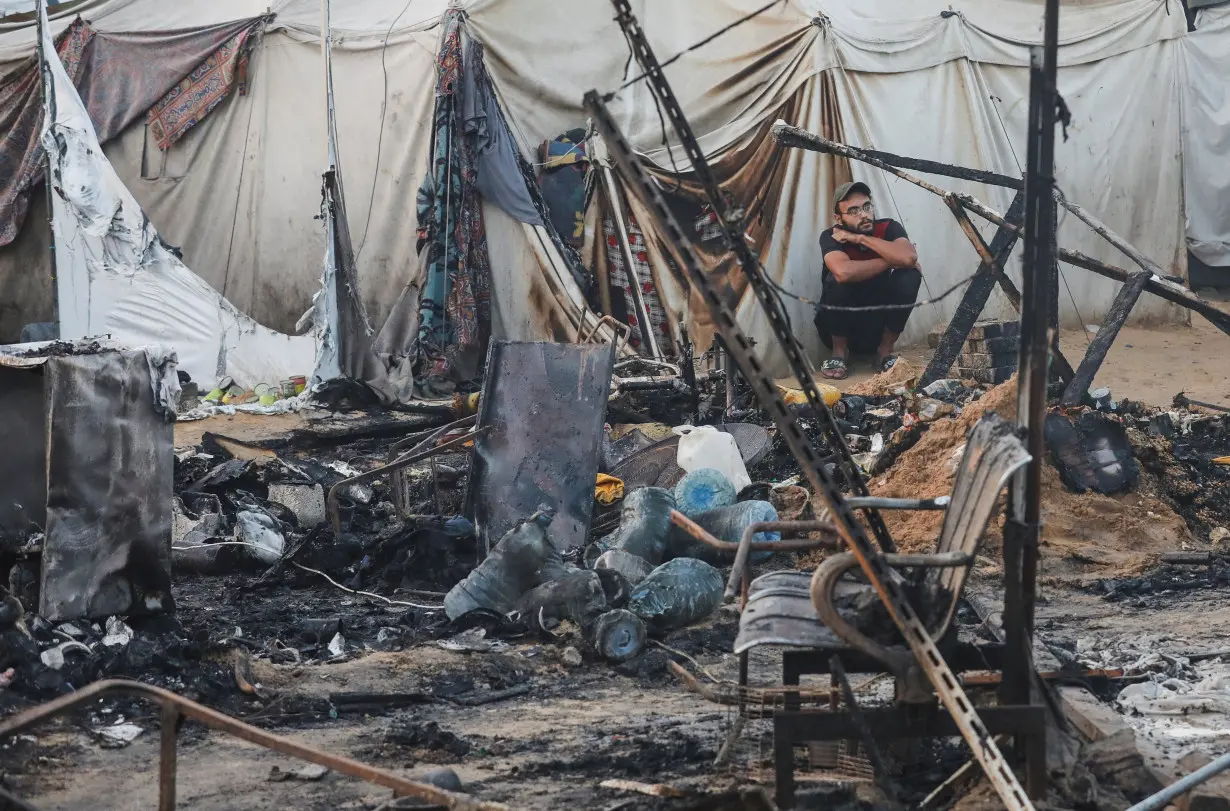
left=672, top=425, right=752, bottom=493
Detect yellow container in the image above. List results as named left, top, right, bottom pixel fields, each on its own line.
left=778, top=383, right=841, bottom=407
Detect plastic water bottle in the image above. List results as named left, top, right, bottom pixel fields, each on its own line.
left=591, top=487, right=675, bottom=565
left=443, top=510, right=558, bottom=620
left=673, top=468, right=737, bottom=517
left=590, top=609, right=647, bottom=661
left=627, top=558, right=724, bottom=632
left=673, top=425, right=751, bottom=492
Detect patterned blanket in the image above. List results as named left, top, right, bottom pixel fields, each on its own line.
left=0, top=16, right=264, bottom=246
left=147, top=21, right=262, bottom=150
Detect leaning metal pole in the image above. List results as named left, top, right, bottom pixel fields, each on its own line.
left=592, top=6, right=1037, bottom=807
left=1003, top=0, right=1061, bottom=706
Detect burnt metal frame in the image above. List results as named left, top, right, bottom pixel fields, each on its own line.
left=772, top=123, right=1230, bottom=396
left=592, top=5, right=1039, bottom=807
left=0, top=679, right=507, bottom=811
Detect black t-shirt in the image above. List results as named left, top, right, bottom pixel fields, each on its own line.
left=819, top=218, right=909, bottom=275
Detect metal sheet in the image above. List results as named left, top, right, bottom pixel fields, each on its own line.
left=468, top=341, right=615, bottom=554
left=40, top=350, right=174, bottom=621
left=0, top=366, right=46, bottom=541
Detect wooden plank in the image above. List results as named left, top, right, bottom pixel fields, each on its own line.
left=953, top=196, right=1230, bottom=339
left=920, top=193, right=1026, bottom=387
left=945, top=195, right=1023, bottom=310
left=1059, top=250, right=1230, bottom=337
left=773, top=123, right=1023, bottom=190
left=1060, top=270, right=1150, bottom=406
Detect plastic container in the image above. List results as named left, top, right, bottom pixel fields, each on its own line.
left=672, top=425, right=751, bottom=492
left=510, top=569, right=605, bottom=627
left=668, top=500, right=780, bottom=564
left=236, top=510, right=284, bottom=565
left=673, top=468, right=737, bottom=517
left=627, top=557, right=724, bottom=632
left=443, top=511, right=558, bottom=620
left=778, top=383, right=841, bottom=407
left=592, top=487, right=676, bottom=565
left=590, top=609, right=647, bottom=662
left=594, top=549, right=654, bottom=586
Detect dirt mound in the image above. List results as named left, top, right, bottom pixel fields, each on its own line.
left=867, top=377, right=1191, bottom=581
left=845, top=357, right=921, bottom=397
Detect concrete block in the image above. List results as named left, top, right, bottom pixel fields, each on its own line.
left=964, top=335, right=1020, bottom=354
left=957, top=365, right=1016, bottom=385
left=967, top=320, right=1020, bottom=341
left=958, top=351, right=1019, bottom=371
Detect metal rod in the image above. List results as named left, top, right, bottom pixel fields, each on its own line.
left=844, top=496, right=951, bottom=511
left=1024, top=0, right=1062, bottom=649
left=600, top=164, right=663, bottom=359
left=0, top=680, right=507, bottom=811
left=159, top=704, right=178, bottom=811
left=1125, top=751, right=1230, bottom=811
left=668, top=511, right=839, bottom=600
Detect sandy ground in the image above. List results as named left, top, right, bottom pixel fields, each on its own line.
left=815, top=311, right=1230, bottom=409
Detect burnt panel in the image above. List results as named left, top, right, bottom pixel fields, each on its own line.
left=40, top=350, right=173, bottom=620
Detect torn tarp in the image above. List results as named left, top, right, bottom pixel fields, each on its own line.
left=36, top=5, right=323, bottom=390
left=0, top=16, right=266, bottom=247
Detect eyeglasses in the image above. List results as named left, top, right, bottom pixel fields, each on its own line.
left=841, top=202, right=874, bottom=217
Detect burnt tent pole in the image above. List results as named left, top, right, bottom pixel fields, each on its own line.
left=1003, top=0, right=1061, bottom=708
left=35, top=0, right=60, bottom=338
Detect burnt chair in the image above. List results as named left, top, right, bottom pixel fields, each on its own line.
left=675, top=413, right=1043, bottom=808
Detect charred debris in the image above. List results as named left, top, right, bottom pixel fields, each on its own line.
left=3, top=329, right=1230, bottom=802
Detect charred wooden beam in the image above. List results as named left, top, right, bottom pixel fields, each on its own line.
left=920, top=193, right=1025, bottom=387
left=945, top=194, right=1023, bottom=310
left=1059, top=251, right=1230, bottom=336
left=774, top=125, right=1023, bottom=190
left=963, top=199, right=1230, bottom=337
left=1059, top=270, right=1150, bottom=406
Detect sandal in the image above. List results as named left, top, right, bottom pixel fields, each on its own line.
left=876, top=354, right=899, bottom=373
left=821, top=356, right=849, bottom=380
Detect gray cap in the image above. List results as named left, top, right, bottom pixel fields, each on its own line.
left=833, top=180, right=872, bottom=212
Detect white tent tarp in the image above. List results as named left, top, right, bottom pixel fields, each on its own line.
left=0, top=0, right=1212, bottom=375
left=1182, top=4, right=1230, bottom=267
left=36, top=0, right=321, bottom=387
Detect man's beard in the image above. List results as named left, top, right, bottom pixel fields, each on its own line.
left=856, top=219, right=874, bottom=233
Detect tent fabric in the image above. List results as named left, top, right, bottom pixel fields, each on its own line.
left=147, top=17, right=264, bottom=149
left=813, top=0, right=1187, bottom=72
left=0, top=0, right=1206, bottom=376
left=38, top=2, right=320, bottom=389
left=0, top=16, right=265, bottom=246
left=1181, top=3, right=1230, bottom=266
left=415, top=10, right=493, bottom=387
left=460, top=31, right=542, bottom=227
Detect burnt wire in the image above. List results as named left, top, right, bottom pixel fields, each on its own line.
left=761, top=266, right=983, bottom=312
left=603, top=0, right=789, bottom=101
left=355, top=0, right=417, bottom=262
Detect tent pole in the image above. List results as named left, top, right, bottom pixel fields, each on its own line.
left=35, top=0, right=60, bottom=339
left=600, top=164, right=663, bottom=360
left=1003, top=0, right=1061, bottom=718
